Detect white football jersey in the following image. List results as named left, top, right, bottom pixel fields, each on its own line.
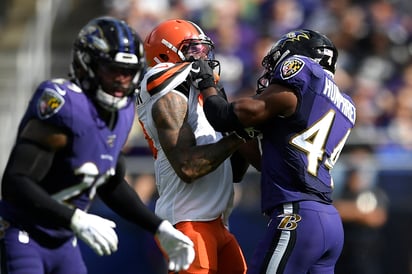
left=136, top=62, right=234, bottom=225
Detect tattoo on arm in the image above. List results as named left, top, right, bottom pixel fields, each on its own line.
left=152, top=92, right=243, bottom=183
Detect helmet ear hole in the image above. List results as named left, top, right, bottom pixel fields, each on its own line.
left=81, top=79, right=91, bottom=91
left=159, top=54, right=169, bottom=62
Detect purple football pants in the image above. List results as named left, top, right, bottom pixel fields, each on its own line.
left=249, top=201, right=344, bottom=274
left=0, top=225, right=87, bottom=274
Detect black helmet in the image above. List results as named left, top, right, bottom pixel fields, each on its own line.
left=262, top=29, right=338, bottom=74
left=70, top=16, right=146, bottom=111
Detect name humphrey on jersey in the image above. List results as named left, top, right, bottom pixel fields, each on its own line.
left=323, top=77, right=356, bottom=124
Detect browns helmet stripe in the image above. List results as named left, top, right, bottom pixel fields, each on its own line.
left=187, top=20, right=205, bottom=36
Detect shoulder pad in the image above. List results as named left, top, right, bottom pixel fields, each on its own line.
left=144, top=62, right=192, bottom=96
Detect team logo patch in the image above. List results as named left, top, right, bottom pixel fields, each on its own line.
left=37, top=89, right=65, bottom=119
left=281, top=57, right=305, bottom=79
left=277, top=213, right=302, bottom=230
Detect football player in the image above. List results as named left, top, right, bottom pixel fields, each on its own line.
left=0, top=16, right=194, bottom=274
left=136, top=19, right=248, bottom=273
left=192, top=29, right=356, bottom=274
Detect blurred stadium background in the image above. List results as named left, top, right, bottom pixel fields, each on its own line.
left=1, top=0, right=412, bottom=273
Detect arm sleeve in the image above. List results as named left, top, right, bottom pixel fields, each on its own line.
left=230, top=150, right=249, bottom=183
left=203, top=95, right=244, bottom=132
left=97, top=154, right=163, bottom=234
left=1, top=141, right=75, bottom=227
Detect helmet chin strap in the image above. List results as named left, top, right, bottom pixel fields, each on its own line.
left=95, top=87, right=129, bottom=111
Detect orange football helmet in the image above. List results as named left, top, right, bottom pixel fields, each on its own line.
left=144, top=19, right=216, bottom=67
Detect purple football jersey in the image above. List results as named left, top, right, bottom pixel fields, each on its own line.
left=0, top=78, right=134, bottom=240
left=249, top=55, right=355, bottom=274
left=259, top=55, right=356, bottom=215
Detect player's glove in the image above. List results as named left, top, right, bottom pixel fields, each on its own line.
left=155, top=220, right=195, bottom=271
left=190, top=59, right=216, bottom=90
left=70, top=208, right=118, bottom=256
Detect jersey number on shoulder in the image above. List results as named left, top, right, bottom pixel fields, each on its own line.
left=289, top=110, right=351, bottom=176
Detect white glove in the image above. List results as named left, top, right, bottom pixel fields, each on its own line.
left=156, top=220, right=195, bottom=271
left=70, top=208, right=118, bottom=256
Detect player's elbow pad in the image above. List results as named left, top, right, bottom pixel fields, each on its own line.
left=203, top=95, right=241, bottom=132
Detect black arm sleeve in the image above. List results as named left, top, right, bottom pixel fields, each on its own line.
left=97, top=154, right=163, bottom=234
left=230, top=150, right=250, bottom=183
left=203, top=95, right=244, bottom=132
left=1, top=141, right=74, bottom=227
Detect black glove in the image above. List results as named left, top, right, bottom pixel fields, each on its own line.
left=190, top=60, right=216, bottom=90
